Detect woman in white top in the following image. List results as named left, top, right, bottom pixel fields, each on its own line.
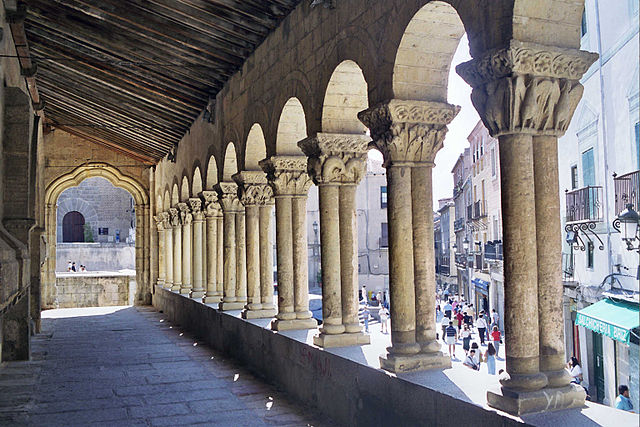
left=566, top=356, right=583, bottom=384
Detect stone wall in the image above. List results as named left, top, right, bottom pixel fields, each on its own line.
left=55, top=243, right=135, bottom=272
left=54, top=273, right=135, bottom=308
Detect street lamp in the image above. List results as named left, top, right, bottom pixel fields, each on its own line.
left=612, top=203, right=640, bottom=280
left=463, top=237, right=469, bottom=251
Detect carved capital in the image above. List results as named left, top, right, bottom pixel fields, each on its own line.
left=159, top=211, right=170, bottom=229
left=456, top=40, right=597, bottom=137
left=168, top=207, right=181, bottom=227
left=358, top=99, right=459, bottom=166
left=214, top=181, right=242, bottom=212
left=188, top=198, right=204, bottom=221
left=177, top=202, right=192, bottom=225
left=233, top=171, right=274, bottom=206
left=259, top=155, right=312, bottom=196
left=298, top=133, right=369, bottom=185
left=200, top=190, right=222, bottom=217
left=153, top=215, right=164, bottom=231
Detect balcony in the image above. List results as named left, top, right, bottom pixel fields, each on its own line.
left=613, top=170, right=639, bottom=215
left=562, top=252, right=574, bottom=280
left=453, top=218, right=465, bottom=232
left=484, top=241, right=503, bottom=261
left=471, top=200, right=487, bottom=220
left=466, top=204, right=473, bottom=221
left=565, top=186, right=603, bottom=223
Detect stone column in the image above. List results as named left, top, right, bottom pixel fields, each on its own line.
left=154, top=213, right=167, bottom=288
left=457, top=40, right=596, bottom=415
left=299, top=133, right=371, bottom=347
left=260, top=156, right=317, bottom=331
left=235, top=171, right=277, bottom=319
left=359, top=100, right=457, bottom=370
left=258, top=202, right=276, bottom=316
left=163, top=212, right=173, bottom=289
left=216, top=182, right=244, bottom=310
left=178, top=202, right=192, bottom=295
left=189, top=198, right=205, bottom=299
left=169, top=207, right=182, bottom=292
left=202, top=191, right=222, bottom=304
left=235, top=206, right=247, bottom=305
left=216, top=212, right=224, bottom=301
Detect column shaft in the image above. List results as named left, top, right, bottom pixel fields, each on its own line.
left=172, top=224, right=182, bottom=292
left=165, top=224, right=173, bottom=289
left=274, top=196, right=295, bottom=320
left=259, top=204, right=275, bottom=311
left=216, top=215, right=224, bottom=298
left=235, top=210, right=247, bottom=303
left=157, top=228, right=165, bottom=286
left=220, top=210, right=238, bottom=306
left=204, top=215, right=218, bottom=303
left=181, top=220, right=192, bottom=294
left=245, top=205, right=261, bottom=309
left=292, top=196, right=311, bottom=319
left=191, top=217, right=205, bottom=298
left=318, top=185, right=343, bottom=335
left=339, top=184, right=360, bottom=333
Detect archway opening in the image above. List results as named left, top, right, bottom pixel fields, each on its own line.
left=276, top=97, right=307, bottom=155
left=244, top=124, right=267, bottom=170
left=222, top=143, right=238, bottom=181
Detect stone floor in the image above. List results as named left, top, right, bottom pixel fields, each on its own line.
left=0, top=306, right=334, bottom=426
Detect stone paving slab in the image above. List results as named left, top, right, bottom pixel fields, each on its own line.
left=0, top=305, right=334, bottom=426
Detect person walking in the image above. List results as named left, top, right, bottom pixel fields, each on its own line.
left=476, top=313, right=487, bottom=345
left=484, top=343, right=497, bottom=375
left=67, top=260, right=72, bottom=272
left=379, top=306, right=389, bottom=334
left=461, top=324, right=472, bottom=354
left=615, top=385, right=633, bottom=412
left=491, top=309, right=500, bottom=330
left=455, top=309, right=464, bottom=332
left=362, top=307, right=370, bottom=333
left=441, top=314, right=450, bottom=343
left=445, top=321, right=457, bottom=359
left=490, top=325, right=501, bottom=357
left=71, top=262, right=77, bottom=272
left=443, top=300, right=452, bottom=319
left=435, top=305, right=443, bottom=340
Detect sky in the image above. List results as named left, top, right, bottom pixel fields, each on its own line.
left=368, top=35, right=480, bottom=207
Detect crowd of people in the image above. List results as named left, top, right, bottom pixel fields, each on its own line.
left=66, top=260, right=87, bottom=272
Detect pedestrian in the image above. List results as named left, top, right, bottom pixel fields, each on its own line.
left=615, top=385, right=633, bottom=412
left=443, top=300, right=452, bottom=319
left=445, top=321, right=457, bottom=359
left=71, top=262, right=77, bottom=272
left=79, top=265, right=86, bottom=272
left=441, top=314, right=450, bottom=343
left=461, top=324, right=472, bottom=354
left=566, top=356, right=583, bottom=385
left=456, top=309, right=464, bottom=331
left=490, top=325, right=501, bottom=356
left=484, top=343, right=497, bottom=375
left=379, top=306, right=389, bottom=334
left=491, top=309, right=500, bottom=330
left=463, top=311, right=473, bottom=327
left=463, top=349, right=480, bottom=370
left=363, top=307, right=370, bottom=333
left=468, top=303, right=475, bottom=319
left=67, top=260, right=72, bottom=272
left=435, top=305, right=443, bottom=340
left=476, top=313, right=487, bottom=345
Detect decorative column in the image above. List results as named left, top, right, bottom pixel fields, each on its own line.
left=202, top=191, right=222, bottom=304
left=457, top=40, right=596, bottom=415
left=299, top=133, right=371, bottom=347
left=169, top=207, right=182, bottom=292
left=178, top=202, right=193, bottom=295
left=258, top=198, right=276, bottom=317
left=216, top=182, right=245, bottom=310
left=189, top=198, right=205, bottom=299
left=260, top=156, right=317, bottom=331
left=359, top=100, right=458, bottom=371
left=235, top=202, right=248, bottom=305
left=235, top=171, right=277, bottom=319
left=216, top=208, right=224, bottom=302
left=154, top=213, right=167, bottom=288
left=162, top=212, right=173, bottom=289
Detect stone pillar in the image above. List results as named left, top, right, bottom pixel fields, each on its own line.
left=202, top=191, right=222, bottom=304
left=189, top=198, right=205, bottom=299
left=216, top=212, right=224, bottom=301
left=259, top=202, right=276, bottom=316
left=169, top=207, right=182, bottom=292
left=359, top=100, right=458, bottom=370
left=299, top=133, right=371, bottom=347
left=162, top=212, right=173, bottom=289
left=457, top=39, right=596, bottom=415
left=235, top=171, right=277, bottom=319
left=178, top=202, right=192, bottom=295
left=235, top=206, right=247, bottom=304
left=154, top=214, right=166, bottom=288
left=260, top=156, right=317, bottom=331
left=216, top=182, right=244, bottom=310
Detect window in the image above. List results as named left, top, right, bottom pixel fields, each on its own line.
left=491, top=148, right=496, bottom=177
left=380, top=222, right=388, bottom=248
left=98, top=227, right=109, bottom=235
left=586, top=241, right=594, bottom=269
left=581, top=10, right=587, bottom=38
left=570, top=165, right=578, bottom=189
left=581, top=148, right=595, bottom=186
left=380, top=186, right=387, bottom=208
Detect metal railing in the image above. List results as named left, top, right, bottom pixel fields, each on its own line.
left=466, top=204, right=473, bottom=221
left=613, top=170, right=639, bottom=215
left=565, top=186, right=603, bottom=223
left=484, top=241, right=503, bottom=260
left=453, top=218, right=465, bottom=232
left=472, top=200, right=487, bottom=219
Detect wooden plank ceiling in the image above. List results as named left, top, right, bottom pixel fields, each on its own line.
left=24, top=0, right=301, bottom=162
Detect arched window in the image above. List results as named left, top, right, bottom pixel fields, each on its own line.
left=62, top=211, right=85, bottom=242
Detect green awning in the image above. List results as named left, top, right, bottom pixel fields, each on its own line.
left=575, top=299, right=639, bottom=345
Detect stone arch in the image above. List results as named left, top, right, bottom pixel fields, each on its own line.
left=163, top=189, right=171, bottom=211
left=392, top=1, right=465, bottom=102
left=180, top=176, right=190, bottom=201
left=171, top=183, right=179, bottom=206
left=275, top=97, right=307, bottom=155
left=321, top=60, right=369, bottom=134
left=222, top=142, right=239, bottom=181
left=512, top=0, right=584, bottom=51
left=205, top=155, right=219, bottom=189
left=192, top=166, right=203, bottom=196
left=267, top=73, right=313, bottom=155
left=56, top=197, right=99, bottom=243
left=155, top=191, right=163, bottom=214
left=244, top=123, right=267, bottom=170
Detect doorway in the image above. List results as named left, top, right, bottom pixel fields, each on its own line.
left=592, top=331, right=605, bottom=403
left=62, top=211, right=85, bottom=242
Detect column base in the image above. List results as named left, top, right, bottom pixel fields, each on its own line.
left=156, top=279, right=165, bottom=287
left=190, top=290, right=206, bottom=299
left=487, top=384, right=585, bottom=416
left=379, top=351, right=451, bottom=373
left=171, top=284, right=181, bottom=292
left=203, top=295, right=222, bottom=304
left=163, top=282, right=173, bottom=289
left=179, top=288, right=192, bottom=295
left=313, top=331, right=370, bottom=348
left=218, top=301, right=245, bottom=311
left=241, top=308, right=277, bottom=319
left=271, top=317, right=318, bottom=331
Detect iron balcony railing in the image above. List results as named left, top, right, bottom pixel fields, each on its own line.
left=565, top=186, right=603, bottom=223
left=472, top=200, right=487, bottom=220
left=484, top=241, right=503, bottom=260
left=613, top=170, right=639, bottom=215
left=466, top=204, right=473, bottom=221
left=453, top=218, right=465, bottom=232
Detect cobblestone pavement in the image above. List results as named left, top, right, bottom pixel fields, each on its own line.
left=0, top=306, right=334, bottom=426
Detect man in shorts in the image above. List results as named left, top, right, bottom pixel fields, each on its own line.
left=445, top=321, right=458, bottom=359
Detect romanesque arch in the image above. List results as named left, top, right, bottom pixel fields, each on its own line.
left=222, top=143, right=239, bottom=181
left=276, top=97, right=307, bottom=155
left=192, top=167, right=203, bottom=196
left=205, top=156, right=219, bottom=189
left=180, top=176, right=190, bottom=202
left=321, top=60, right=369, bottom=134
left=244, top=124, right=267, bottom=171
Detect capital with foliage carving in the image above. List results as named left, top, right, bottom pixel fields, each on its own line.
left=159, top=211, right=170, bottom=230
left=153, top=214, right=165, bottom=231
left=200, top=190, right=222, bottom=217
left=233, top=171, right=274, bottom=206
left=168, top=207, right=180, bottom=227
left=456, top=40, right=597, bottom=137
left=298, top=133, right=369, bottom=185
left=188, top=198, right=204, bottom=222
left=177, top=202, right=192, bottom=225
left=358, top=99, right=459, bottom=167
left=214, top=182, right=242, bottom=212
left=259, top=155, right=312, bottom=196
